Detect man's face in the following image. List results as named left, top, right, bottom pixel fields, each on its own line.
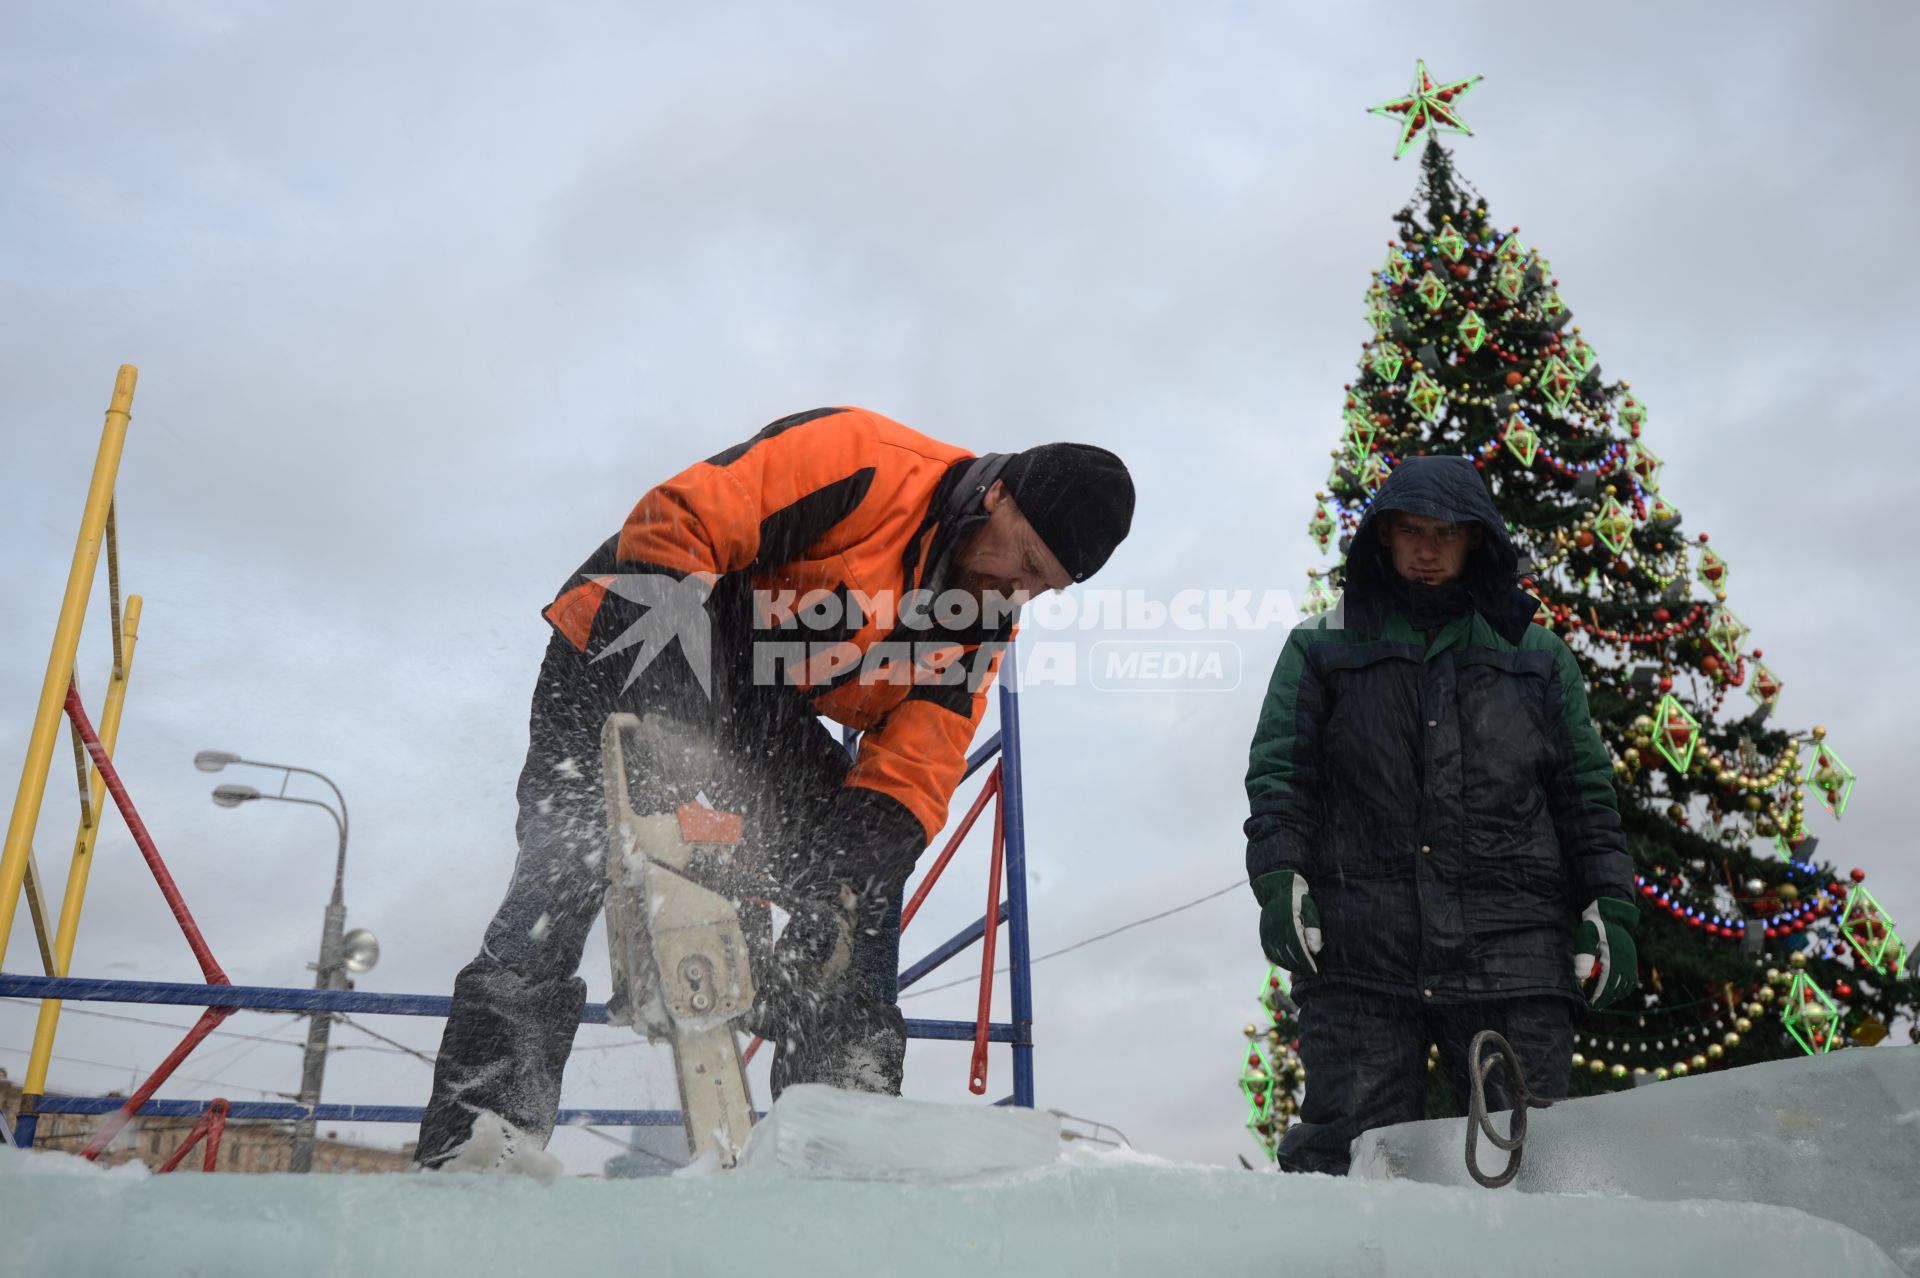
left=1382, top=512, right=1480, bottom=585
left=954, top=480, right=1074, bottom=608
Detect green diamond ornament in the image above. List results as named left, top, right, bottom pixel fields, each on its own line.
left=1367, top=300, right=1394, bottom=336
left=1651, top=693, right=1700, bottom=773
left=1502, top=410, right=1539, bottom=466
left=1803, top=742, right=1856, bottom=817
left=1780, top=971, right=1842, bottom=1056
left=1621, top=396, right=1648, bottom=431
left=1839, top=885, right=1904, bottom=974
left=1259, top=966, right=1293, bottom=1017
left=1344, top=426, right=1376, bottom=464
left=1696, top=547, right=1729, bottom=591
left=1368, top=59, right=1484, bottom=159
left=1497, top=234, right=1527, bottom=263
left=1538, top=355, right=1578, bottom=415
left=1357, top=450, right=1390, bottom=492
left=1628, top=441, right=1664, bottom=491
left=1592, top=495, right=1635, bottom=554
left=1383, top=249, right=1412, bottom=285
left=1407, top=369, right=1445, bottom=421
left=1705, top=608, right=1749, bottom=663
left=1494, top=260, right=1525, bottom=302
left=1458, top=309, right=1488, bottom=352
left=1567, top=334, right=1598, bottom=377
left=1416, top=269, right=1449, bottom=311
left=1302, top=575, right=1338, bottom=616
left=1647, top=495, right=1681, bottom=527
left=1433, top=224, right=1466, bottom=262
left=1369, top=342, right=1406, bottom=382
left=1538, top=289, right=1569, bottom=324
left=1308, top=504, right=1336, bottom=552
left=1748, top=661, right=1782, bottom=706
left=1343, top=401, right=1374, bottom=432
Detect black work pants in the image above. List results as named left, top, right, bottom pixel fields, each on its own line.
left=1276, top=985, right=1573, bottom=1176
left=416, top=632, right=907, bottom=1168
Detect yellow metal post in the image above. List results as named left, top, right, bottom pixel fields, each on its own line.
left=23, top=597, right=142, bottom=1095
left=0, top=365, right=136, bottom=967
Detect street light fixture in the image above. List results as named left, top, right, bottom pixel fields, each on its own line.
left=200, top=750, right=375, bottom=1173
left=210, top=783, right=260, bottom=808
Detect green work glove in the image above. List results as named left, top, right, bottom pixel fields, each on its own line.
left=1574, top=897, right=1639, bottom=1008
left=1252, top=870, right=1322, bottom=975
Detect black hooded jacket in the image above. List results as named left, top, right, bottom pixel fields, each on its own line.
left=1244, top=457, right=1634, bottom=1004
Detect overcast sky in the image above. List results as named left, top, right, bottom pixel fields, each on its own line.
left=3, top=1, right=1916, bottom=1174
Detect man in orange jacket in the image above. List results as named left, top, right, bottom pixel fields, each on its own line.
left=416, top=406, right=1134, bottom=1170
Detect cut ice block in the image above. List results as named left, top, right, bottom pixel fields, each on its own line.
left=1353, top=1044, right=1920, bottom=1274
left=736, top=1084, right=1062, bottom=1180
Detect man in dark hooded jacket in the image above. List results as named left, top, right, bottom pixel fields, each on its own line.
left=1244, top=455, right=1638, bottom=1175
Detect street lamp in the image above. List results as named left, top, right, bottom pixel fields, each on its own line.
left=199, top=750, right=375, bottom=1174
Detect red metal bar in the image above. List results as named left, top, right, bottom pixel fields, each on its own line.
left=201, top=1097, right=228, bottom=1171
left=81, top=1006, right=232, bottom=1160
left=968, top=791, right=1007, bottom=1095
left=901, top=766, right=1000, bottom=932
left=64, top=683, right=228, bottom=985
left=156, top=1098, right=229, bottom=1173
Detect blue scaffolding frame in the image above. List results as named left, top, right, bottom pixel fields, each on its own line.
left=3, top=656, right=1036, bottom=1148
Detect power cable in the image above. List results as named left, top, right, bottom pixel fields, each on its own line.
left=0, top=1043, right=299, bottom=1101
left=333, top=1015, right=437, bottom=1067
left=899, top=880, right=1244, bottom=1000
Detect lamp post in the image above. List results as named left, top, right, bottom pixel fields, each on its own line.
left=199, top=751, right=374, bottom=1173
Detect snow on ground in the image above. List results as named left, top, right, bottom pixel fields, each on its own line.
left=5, top=1072, right=1910, bottom=1278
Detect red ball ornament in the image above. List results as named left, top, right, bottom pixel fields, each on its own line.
left=1577, top=530, right=1595, bottom=549
left=1698, top=533, right=1710, bottom=543
left=1701, top=655, right=1721, bottom=674
left=1657, top=677, right=1673, bottom=692
left=1653, top=608, right=1670, bottom=623
left=1504, top=371, right=1524, bottom=387
left=1851, top=868, right=1866, bottom=882
left=1835, top=982, right=1853, bottom=1000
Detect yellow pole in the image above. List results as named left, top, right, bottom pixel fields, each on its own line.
left=23, top=596, right=142, bottom=1095
left=0, top=365, right=136, bottom=967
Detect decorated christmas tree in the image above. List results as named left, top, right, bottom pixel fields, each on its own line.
left=1241, top=63, right=1918, bottom=1154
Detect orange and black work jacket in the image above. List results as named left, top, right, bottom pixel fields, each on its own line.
left=544, top=406, right=1012, bottom=882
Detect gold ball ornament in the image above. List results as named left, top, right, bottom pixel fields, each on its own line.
left=1789, top=951, right=1808, bottom=969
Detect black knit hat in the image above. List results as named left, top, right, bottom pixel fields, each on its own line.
left=999, top=443, right=1135, bottom=582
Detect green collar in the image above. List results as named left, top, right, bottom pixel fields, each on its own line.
left=1380, top=607, right=1483, bottom=661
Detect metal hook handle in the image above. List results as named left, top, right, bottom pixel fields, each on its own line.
left=1465, top=1029, right=1553, bottom=1188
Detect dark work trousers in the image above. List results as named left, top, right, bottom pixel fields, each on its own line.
left=416, top=632, right=907, bottom=1168
left=1276, top=985, right=1574, bottom=1176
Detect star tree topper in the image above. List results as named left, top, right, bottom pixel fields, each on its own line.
left=1369, top=60, right=1484, bottom=159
